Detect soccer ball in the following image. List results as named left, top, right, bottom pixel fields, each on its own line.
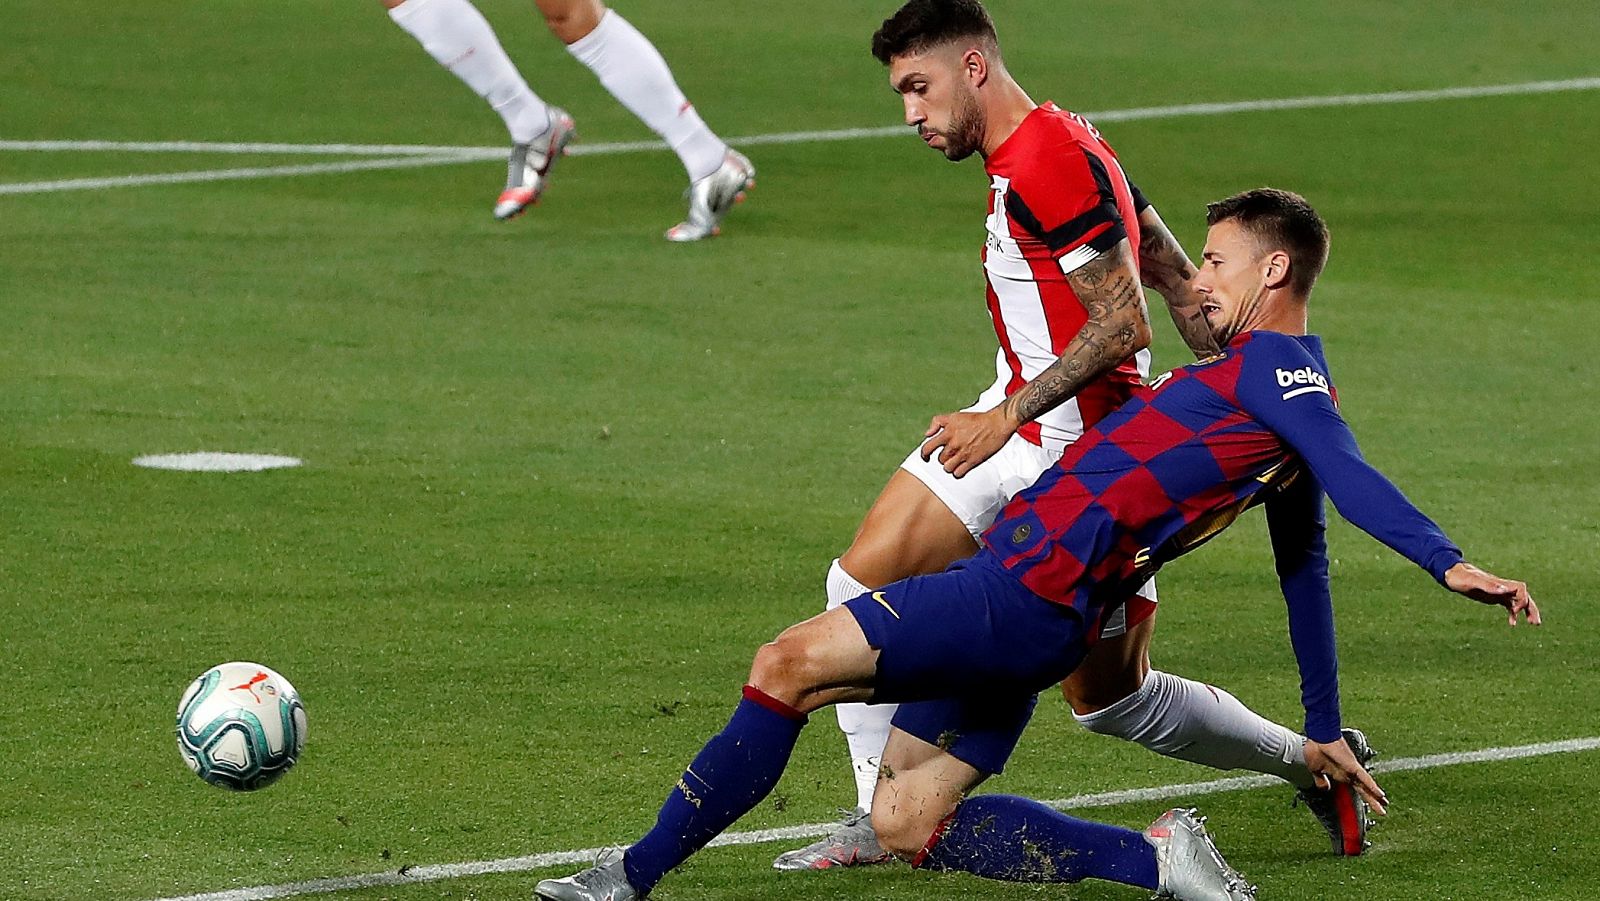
left=176, top=661, right=307, bottom=791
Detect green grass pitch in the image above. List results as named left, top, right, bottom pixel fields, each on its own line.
left=3, top=1, right=1598, bottom=898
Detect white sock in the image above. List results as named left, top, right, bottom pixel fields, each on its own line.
left=565, top=10, right=727, bottom=181
left=826, top=558, right=896, bottom=812
left=1074, top=670, right=1317, bottom=789
left=390, top=0, right=551, bottom=143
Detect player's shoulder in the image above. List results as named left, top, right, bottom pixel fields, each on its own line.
left=995, top=104, right=1108, bottom=185
left=1235, top=331, right=1324, bottom=369
left=1235, top=331, right=1336, bottom=402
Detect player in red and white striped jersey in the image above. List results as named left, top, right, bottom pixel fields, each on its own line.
left=774, top=0, right=1368, bottom=872
left=968, top=100, right=1152, bottom=458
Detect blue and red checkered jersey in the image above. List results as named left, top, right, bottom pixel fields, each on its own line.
left=982, top=329, right=1463, bottom=741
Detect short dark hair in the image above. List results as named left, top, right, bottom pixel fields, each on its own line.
left=871, top=0, right=998, bottom=65
left=1205, top=188, right=1330, bottom=295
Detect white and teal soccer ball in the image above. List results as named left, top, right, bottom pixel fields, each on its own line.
left=176, top=661, right=306, bottom=791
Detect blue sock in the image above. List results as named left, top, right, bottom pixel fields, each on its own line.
left=623, top=687, right=807, bottom=892
left=916, top=794, right=1159, bottom=889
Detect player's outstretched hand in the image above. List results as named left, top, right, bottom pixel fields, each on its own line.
left=920, top=408, right=1018, bottom=478
left=1305, top=737, right=1388, bottom=816
left=1444, top=562, right=1541, bottom=626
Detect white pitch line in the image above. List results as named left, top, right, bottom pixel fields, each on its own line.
left=0, top=139, right=488, bottom=156
left=3, top=76, right=1599, bottom=197
left=146, top=734, right=1600, bottom=901
left=0, top=154, right=471, bottom=196
left=6, top=76, right=1600, bottom=159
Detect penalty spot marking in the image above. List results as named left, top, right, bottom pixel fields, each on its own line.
left=132, top=452, right=303, bottom=473
left=4, top=76, right=1598, bottom=196
left=146, top=734, right=1600, bottom=901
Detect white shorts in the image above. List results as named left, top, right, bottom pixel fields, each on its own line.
left=899, top=428, right=1057, bottom=543
left=898, top=427, right=1156, bottom=638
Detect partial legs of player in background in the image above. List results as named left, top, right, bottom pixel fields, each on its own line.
left=383, top=0, right=751, bottom=237
left=538, top=0, right=754, bottom=241
left=773, top=469, right=1371, bottom=870
left=384, top=0, right=574, bottom=219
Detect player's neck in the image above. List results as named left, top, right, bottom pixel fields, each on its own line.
left=979, top=75, right=1036, bottom=158
left=1248, top=291, right=1310, bottom=336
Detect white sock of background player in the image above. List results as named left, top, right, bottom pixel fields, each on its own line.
left=388, top=0, right=553, bottom=144
left=825, top=558, right=897, bottom=813
left=1075, top=669, right=1319, bottom=788
left=564, top=10, right=727, bottom=182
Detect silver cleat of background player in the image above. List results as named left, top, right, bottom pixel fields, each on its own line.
left=533, top=848, right=642, bottom=901
left=495, top=108, right=576, bottom=220
left=665, top=149, right=754, bottom=241
left=1144, top=808, right=1257, bottom=901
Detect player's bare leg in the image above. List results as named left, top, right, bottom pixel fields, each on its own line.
left=842, top=470, right=982, bottom=586
left=869, top=727, right=986, bottom=860
left=536, top=0, right=751, bottom=241
left=383, top=0, right=571, bottom=218
left=1064, top=612, right=1375, bottom=854
left=773, top=470, right=975, bottom=870
left=872, top=725, right=1251, bottom=897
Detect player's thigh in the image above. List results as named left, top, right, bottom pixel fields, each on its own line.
left=870, top=725, right=987, bottom=857
left=1061, top=609, right=1157, bottom=715
left=842, top=431, right=1052, bottom=587
left=841, top=469, right=977, bottom=587
left=846, top=559, right=1085, bottom=703
left=748, top=607, right=879, bottom=713
left=533, top=0, right=604, bottom=43
left=379, top=0, right=405, bottom=10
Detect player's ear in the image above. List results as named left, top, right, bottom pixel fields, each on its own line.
left=963, top=47, right=988, bottom=86
left=1262, top=250, right=1293, bottom=290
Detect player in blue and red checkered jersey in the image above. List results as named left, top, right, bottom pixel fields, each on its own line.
left=535, top=189, right=1541, bottom=901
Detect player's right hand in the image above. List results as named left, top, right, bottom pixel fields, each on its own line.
left=919, top=408, right=1017, bottom=478
left=1305, top=738, right=1388, bottom=816
left=1443, top=562, right=1541, bottom=626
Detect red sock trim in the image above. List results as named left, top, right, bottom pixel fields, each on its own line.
left=742, top=685, right=807, bottom=722
left=910, top=806, right=962, bottom=869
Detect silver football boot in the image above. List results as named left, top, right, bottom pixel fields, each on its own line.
left=1143, top=808, right=1256, bottom=901
left=771, top=807, right=894, bottom=871
left=1295, top=727, right=1378, bottom=856
left=664, top=149, right=755, bottom=242
left=534, top=848, right=643, bottom=901
left=495, top=108, right=577, bottom=221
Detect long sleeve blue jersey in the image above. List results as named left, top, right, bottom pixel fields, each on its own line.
left=985, top=330, right=1462, bottom=741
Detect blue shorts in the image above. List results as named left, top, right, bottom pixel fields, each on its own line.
left=843, top=553, right=1090, bottom=773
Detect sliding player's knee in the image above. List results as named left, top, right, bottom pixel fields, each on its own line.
left=747, top=635, right=826, bottom=710
left=869, top=800, right=948, bottom=861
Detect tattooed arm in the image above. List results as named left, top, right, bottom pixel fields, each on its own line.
left=1137, top=204, right=1218, bottom=358
left=920, top=238, right=1152, bottom=477
left=998, top=238, right=1152, bottom=425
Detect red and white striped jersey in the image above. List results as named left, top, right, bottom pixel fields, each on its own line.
left=975, top=103, right=1150, bottom=456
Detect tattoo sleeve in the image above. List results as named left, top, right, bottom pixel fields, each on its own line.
left=1137, top=205, right=1219, bottom=358
left=999, top=238, right=1153, bottom=426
